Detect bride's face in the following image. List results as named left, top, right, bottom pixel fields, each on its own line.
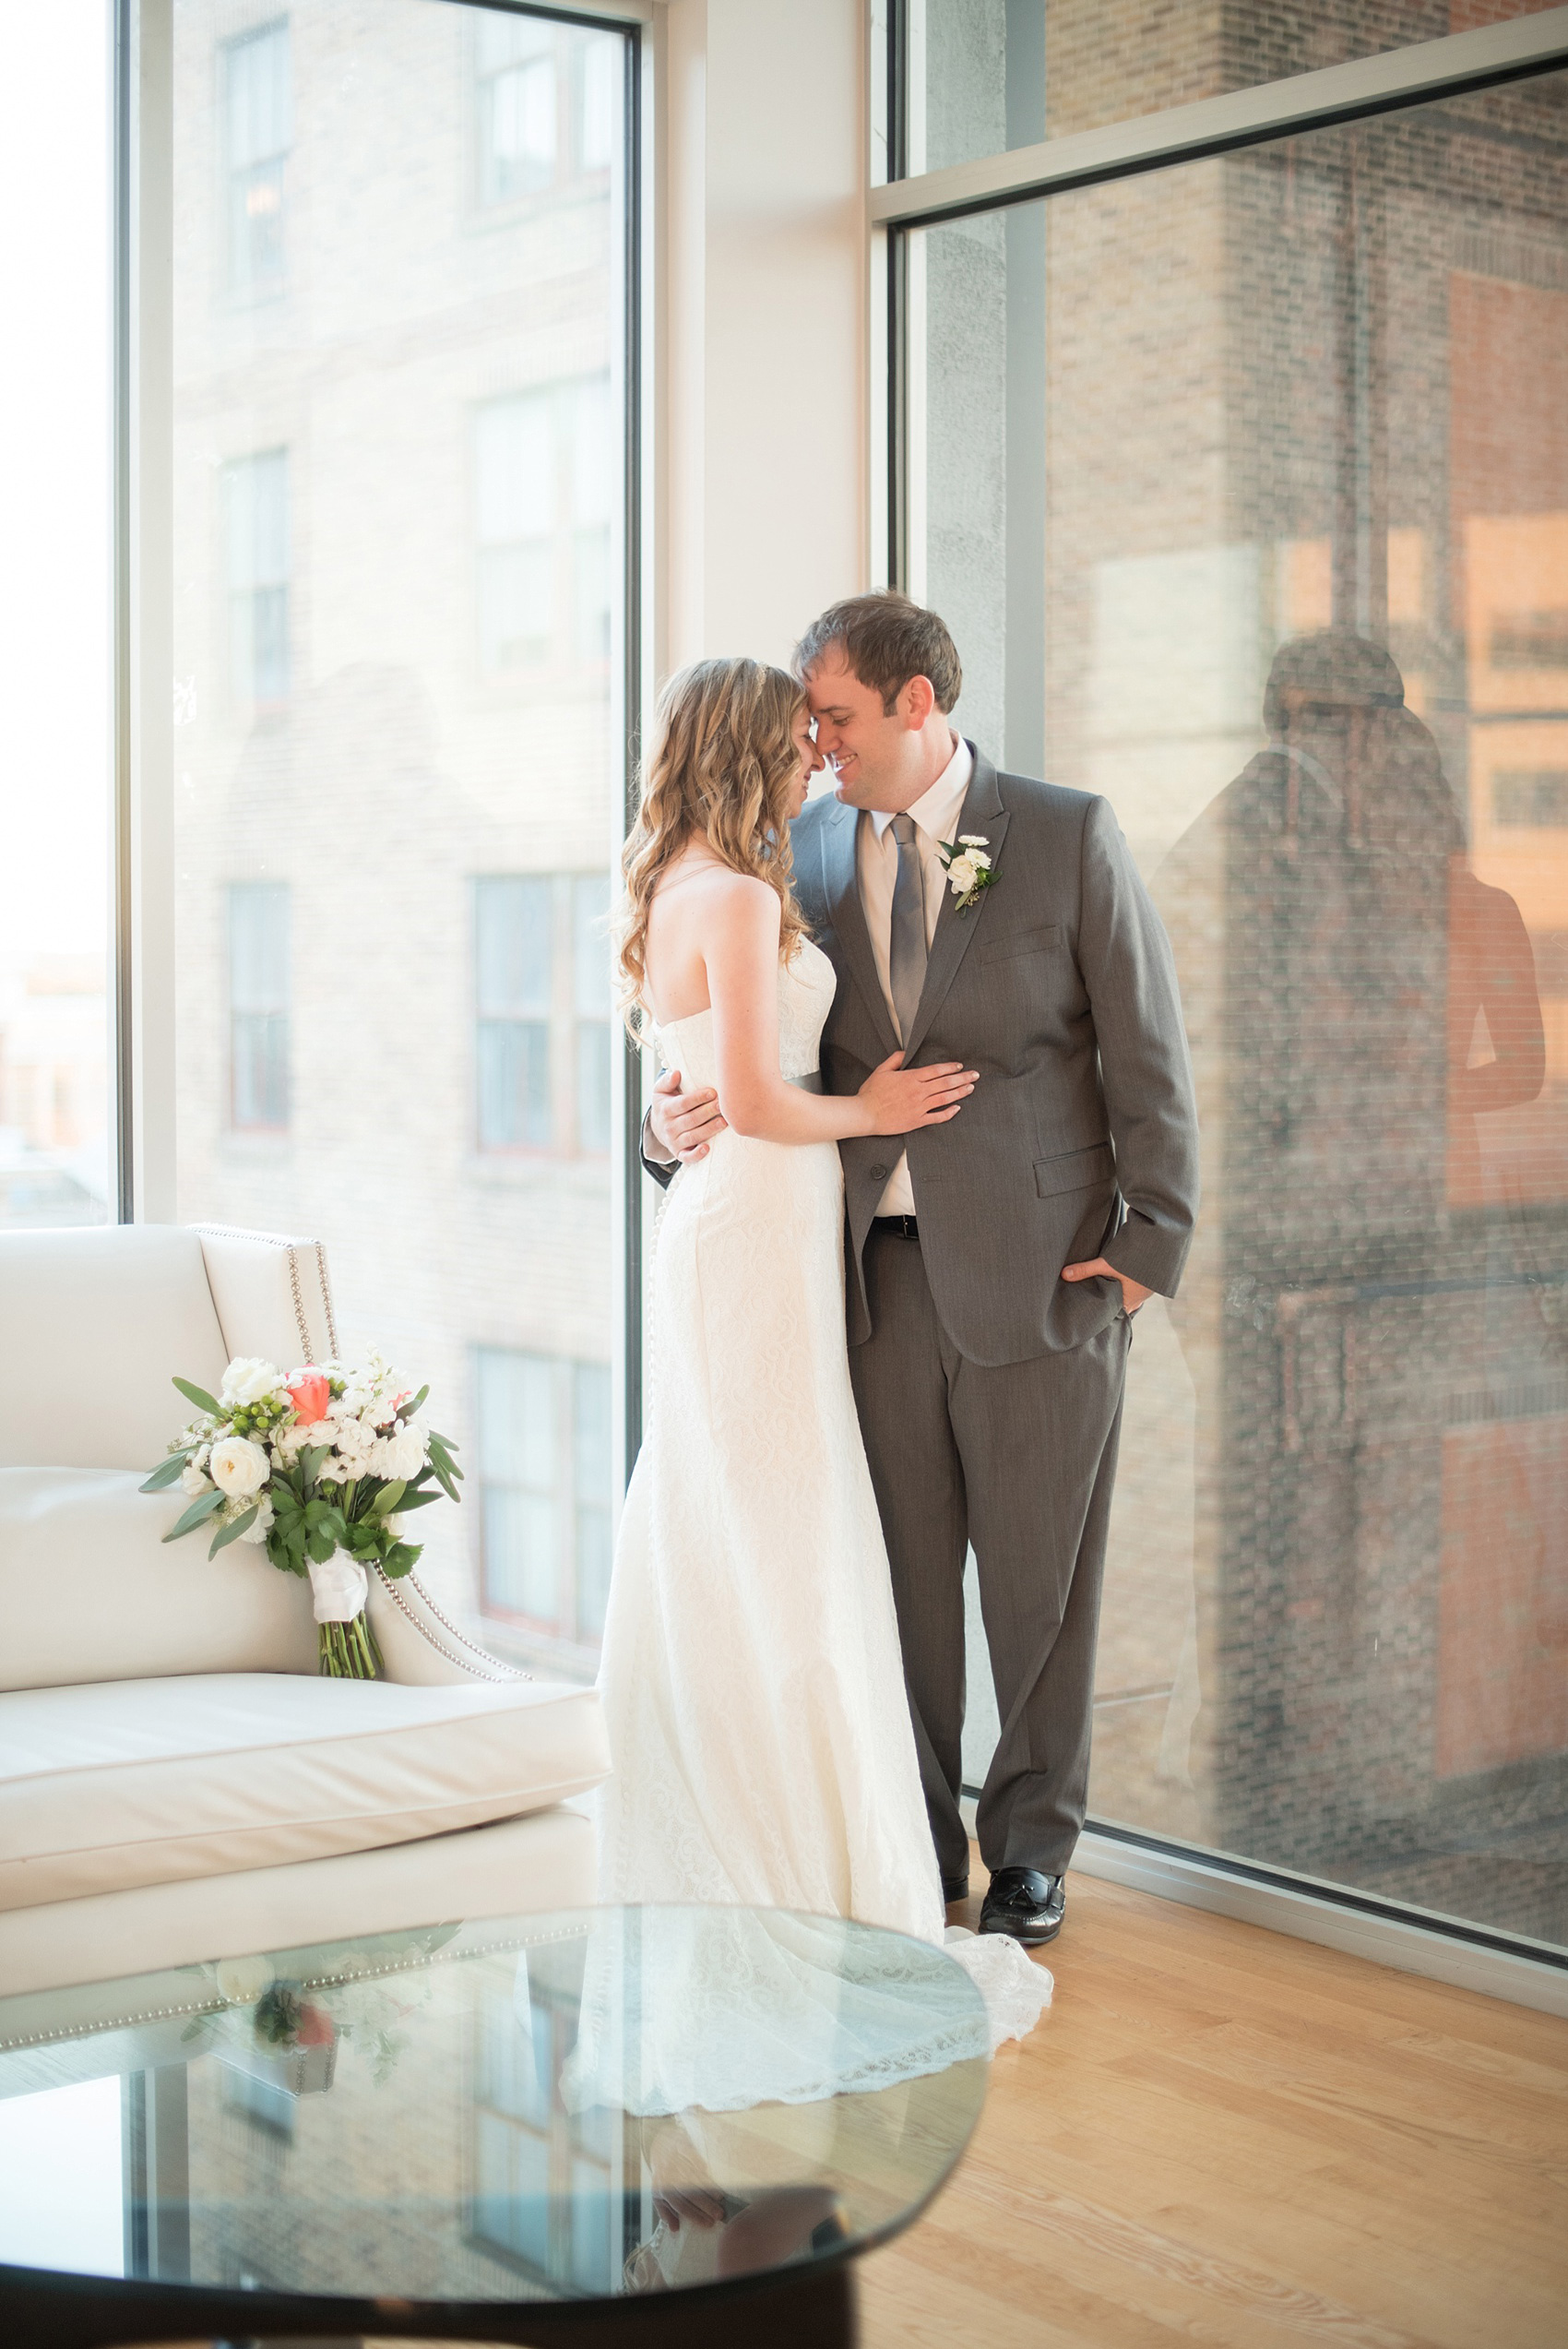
left=788, top=707, right=826, bottom=817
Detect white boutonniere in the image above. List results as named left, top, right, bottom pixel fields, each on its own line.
left=937, top=833, right=997, bottom=915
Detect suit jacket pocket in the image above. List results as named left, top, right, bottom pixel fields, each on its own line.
left=980, top=923, right=1063, bottom=965
left=1035, top=1139, right=1114, bottom=1198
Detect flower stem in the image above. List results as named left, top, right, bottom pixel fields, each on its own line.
left=317, top=1609, right=384, bottom=1679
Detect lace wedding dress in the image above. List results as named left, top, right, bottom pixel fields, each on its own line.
left=588, top=937, right=1050, bottom=2109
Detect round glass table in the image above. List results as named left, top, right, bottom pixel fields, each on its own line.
left=0, top=1904, right=992, bottom=2346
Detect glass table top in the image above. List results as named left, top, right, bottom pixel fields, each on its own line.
left=0, top=1905, right=990, bottom=2315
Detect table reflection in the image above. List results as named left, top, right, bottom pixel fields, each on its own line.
left=0, top=1907, right=989, bottom=2307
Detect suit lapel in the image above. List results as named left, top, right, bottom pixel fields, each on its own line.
left=902, top=745, right=1012, bottom=1062
left=818, top=799, right=901, bottom=1057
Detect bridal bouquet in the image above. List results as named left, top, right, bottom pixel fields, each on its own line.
left=140, top=1351, right=463, bottom=1677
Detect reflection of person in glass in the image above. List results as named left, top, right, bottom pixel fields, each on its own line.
left=624, top=2112, right=846, bottom=2295
left=1155, top=631, right=1550, bottom=1859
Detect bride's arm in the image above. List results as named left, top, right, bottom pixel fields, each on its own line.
left=706, top=877, right=976, bottom=1145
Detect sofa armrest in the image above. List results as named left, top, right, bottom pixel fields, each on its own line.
left=368, top=1567, right=529, bottom=1686
left=194, top=1224, right=340, bottom=1369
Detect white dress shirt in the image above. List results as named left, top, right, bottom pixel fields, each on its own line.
left=855, top=733, right=973, bottom=1218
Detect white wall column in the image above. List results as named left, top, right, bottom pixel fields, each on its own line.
left=659, top=0, right=867, bottom=676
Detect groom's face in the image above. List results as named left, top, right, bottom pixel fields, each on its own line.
left=803, top=649, right=919, bottom=811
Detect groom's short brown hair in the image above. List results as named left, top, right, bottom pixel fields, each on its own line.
left=794, top=590, right=963, bottom=716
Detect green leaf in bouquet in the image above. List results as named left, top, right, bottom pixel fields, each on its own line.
left=139, top=1452, right=194, bottom=1493
left=267, top=1532, right=307, bottom=1577
left=370, top=1479, right=406, bottom=1518
left=162, top=1487, right=226, bottom=1542
left=389, top=1486, right=441, bottom=1514
left=172, top=1377, right=221, bottom=1416
left=382, top=1542, right=422, bottom=1577
left=305, top=1528, right=339, bottom=1564
left=298, top=1444, right=332, bottom=1489
left=208, top=1505, right=259, bottom=1557
left=428, top=1428, right=464, bottom=1473
left=406, top=1384, right=430, bottom=1415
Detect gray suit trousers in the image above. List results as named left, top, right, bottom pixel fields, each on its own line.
left=849, top=1222, right=1132, bottom=1888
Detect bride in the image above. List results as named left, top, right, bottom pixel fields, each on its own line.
left=590, top=655, right=1051, bottom=2075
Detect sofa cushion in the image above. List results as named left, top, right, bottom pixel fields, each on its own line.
left=0, top=1226, right=232, bottom=1471
left=0, top=1806, right=596, bottom=2001
left=0, top=1674, right=611, bottom=1911
left=0, top=1469, right=319, bottom=1692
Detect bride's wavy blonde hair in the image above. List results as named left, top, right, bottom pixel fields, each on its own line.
left=618, top=657, right=811, bottom=1031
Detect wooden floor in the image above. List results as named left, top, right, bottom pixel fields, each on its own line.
left=856, top=1857, right=1568, bottom=2349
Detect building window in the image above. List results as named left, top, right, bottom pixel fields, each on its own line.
left=475, top=876, right=552, bottom=1151
left=573, top=875, right=612, bottom=1156
left=475, top=873, right=611, bottom=1157
left=224, top=19, right=290, bottom=294
left=1493, top=771, right=1568, bottom=829
left=476, top=1347, right=612, bottom=1647
left=571, top=1358, right=613, bottom=1640
left=473, top=14, right=615, bottom=210
left=474, top=376, right=612, bottom=676
left=229, top=882, right=290, bottom=1132
left=224, top=449, right=289, bottom=710
left=475, top=13, right=556, bottom=207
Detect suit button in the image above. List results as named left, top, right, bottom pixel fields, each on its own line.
left=869, top=1164, right=888, bottom=1182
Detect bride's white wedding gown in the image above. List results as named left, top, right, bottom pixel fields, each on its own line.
left=591, top=937, right=1050, bottom=2093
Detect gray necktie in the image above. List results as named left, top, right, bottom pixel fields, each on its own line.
left=888, top=812, right=928, bottom=1045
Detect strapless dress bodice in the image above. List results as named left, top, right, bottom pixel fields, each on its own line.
left=651, top=935, right=837, bottom=1089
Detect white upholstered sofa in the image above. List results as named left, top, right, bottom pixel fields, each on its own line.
left=0, top=1222, right=609, bottom=1997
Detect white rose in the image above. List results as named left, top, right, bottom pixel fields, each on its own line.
left=383, top=1423, right=427, bottom=1481
left=208, top=1436, right=269, bottom=1498
left=180, top=1461, right=211, bottom=1497
left=221, top=1356, right=286, bottom=1407
left=947, top=854, right=978, bottom=892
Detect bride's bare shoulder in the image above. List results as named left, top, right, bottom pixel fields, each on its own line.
left=656, top=856, right=778, bottom=931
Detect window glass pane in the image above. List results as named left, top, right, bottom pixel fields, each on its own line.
left=910, top=66, right=1568, bottom=1951
left=172, top=0, right=627, bottom=1672
left=476, top=397, right=553, bottom=543
left=225, top=20, right=290, bottom=290
left=477, top=1346, right=559, bottom=1621
left=899, top=1, right=1561, bottom=178
left=0, top=1, right=113, bottom=1234
left=574, top=1360, right=612, bottom=1640
left=580, top=39, right=616, bottom=172
left=224, top=450, right=290, bottom=708
left=476, top=876, right=552, bottom=1015
left=229, top=882, right=291, bottom=1131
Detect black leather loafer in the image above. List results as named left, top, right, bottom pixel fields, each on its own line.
left=979, top=1866, right=1065, bottom=1945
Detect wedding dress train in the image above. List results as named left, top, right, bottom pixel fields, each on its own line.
left=590, top=937, right=1049, bottom=2106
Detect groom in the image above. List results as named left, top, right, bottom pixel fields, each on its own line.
left=644, top=593, right=1200, bottom=1945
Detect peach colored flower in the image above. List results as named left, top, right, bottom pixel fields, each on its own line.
left=287, top=1369, right=331, bottom=1425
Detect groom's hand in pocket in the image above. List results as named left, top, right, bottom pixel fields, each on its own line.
left=1061, top=1257, right=1153, bottom=1316
left=649, top=1064, right=730, bottom=1163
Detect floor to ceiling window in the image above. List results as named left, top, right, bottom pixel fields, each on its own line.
left=883, top=3, right=1568, bottom=1954
left=0, top=3, right=114, bottom=1234
left=170, top=0, right=634, bottom=1676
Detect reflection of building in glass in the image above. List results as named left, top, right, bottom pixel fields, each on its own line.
left=0, top=954, right=111, bottom=1227
left=916, top=19, right=1568, bottom=1944
left=171, top=0, right=624, bottom=1675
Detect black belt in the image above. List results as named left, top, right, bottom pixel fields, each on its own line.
left=872, top=1214, right=921, bottom=1241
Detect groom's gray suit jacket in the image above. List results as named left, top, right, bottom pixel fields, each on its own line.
left=790, top=747, right=1199, bottom=1365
